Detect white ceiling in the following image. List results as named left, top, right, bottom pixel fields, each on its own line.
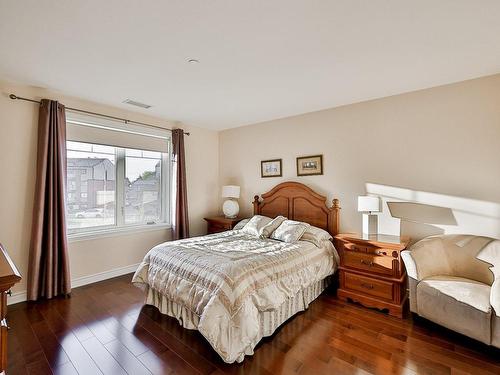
left=1, top=1, right=500, bottom=130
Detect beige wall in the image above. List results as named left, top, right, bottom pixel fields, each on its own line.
left=219, top=74, right=500, bottom=242
left=0, top=81, right=219, bottom=294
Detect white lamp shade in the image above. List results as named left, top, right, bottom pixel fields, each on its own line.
left=357, top=196, right=381, bottom=213
left=222, top=185, right=240, bottom=199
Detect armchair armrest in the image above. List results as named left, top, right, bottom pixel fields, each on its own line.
left=401, top=249, right=421, bottom=313
left=401, top=250, right=418, bottom=280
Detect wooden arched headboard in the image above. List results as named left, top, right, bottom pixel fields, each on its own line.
left=252, top=182, right=340, bottom=236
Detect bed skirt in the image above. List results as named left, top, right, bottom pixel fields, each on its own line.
left=143, top=275, right=333, bottom=362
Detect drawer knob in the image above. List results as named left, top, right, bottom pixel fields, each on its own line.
left=360, top=259, right=374, bottom=267
left=361, top=283, right=374, bottom=290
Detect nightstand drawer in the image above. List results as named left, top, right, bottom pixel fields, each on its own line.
left=344, top=242, right=371, bottom=253
left=343, top=251, right=394, bottom=276
left=345, top=242, right=391, bottom=256
left=344, top=272, right=393, bottom=300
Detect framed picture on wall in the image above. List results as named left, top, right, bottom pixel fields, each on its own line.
left=261, top=159, right=282, bottom=178
left=296, top=155, right=323, bottom=176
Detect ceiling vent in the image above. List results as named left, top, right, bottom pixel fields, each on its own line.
left=122, top=99, right=152, bottom=109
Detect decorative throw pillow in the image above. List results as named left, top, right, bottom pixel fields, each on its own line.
left=300, top=225, right=332, bottom=247
left=241, top=215, right=273, bottom=237
left=271, top=220, right=310, bottom=243
left=260, top=215, right=287, bottom=238
left=233, top=218, right=250, bottom=230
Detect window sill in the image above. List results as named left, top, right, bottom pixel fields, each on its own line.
left=67, top=223, right=171, bottom=243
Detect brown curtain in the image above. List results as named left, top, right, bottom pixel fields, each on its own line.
left=27, top=99, right=71, bottom=301
left=172, top=129, right=189, bottom=239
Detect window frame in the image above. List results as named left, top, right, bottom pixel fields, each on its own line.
left=66, top=140, right=172, bottom=240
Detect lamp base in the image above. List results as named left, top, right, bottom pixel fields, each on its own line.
left=362, top=214, right=378, bottom=235
left=222, top=199, right=239, bottom=219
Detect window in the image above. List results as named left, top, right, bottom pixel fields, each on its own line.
left=67, top=142, right=116, bottom=231
left=124, top=149, right=163, bottom=225
left=66, top=140, right=170, bottom=235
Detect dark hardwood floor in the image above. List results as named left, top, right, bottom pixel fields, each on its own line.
left=6, top=274, right=500, bottom=375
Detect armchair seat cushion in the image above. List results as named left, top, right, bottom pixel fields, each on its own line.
left=417, top=276, right=492, bottom=344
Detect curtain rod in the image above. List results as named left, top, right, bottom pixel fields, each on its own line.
left=8, top=94, right=190, bottom=136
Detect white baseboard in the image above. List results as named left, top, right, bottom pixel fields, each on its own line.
left=7, top=263, right=140, bottom=306
left=8, top=291, right=27, bottom=305
left=70, top=263, right=140, bottom=289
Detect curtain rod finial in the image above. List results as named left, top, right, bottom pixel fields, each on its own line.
left=9, top=94, right=18, bottom=100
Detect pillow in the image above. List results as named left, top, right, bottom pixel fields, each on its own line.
left=271, top=220, right=310, bottom=243
left=260, top=215, right=287, bottom=238
left=300, top=225, right=333, bottom=247
left=233, top=218, right=250, bottom=230
left=241, top=215, right=272, bottom=237
left=241, top=215, right=287, bottom=238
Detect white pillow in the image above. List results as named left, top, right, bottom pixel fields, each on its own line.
left=300, top=225, right=333, bottom=247
left=241, top=215, right=287, bottom=238
left=271, top=220, right=310, bottom=243
left=260, top=215, right=287, bottom=238
left=241, top=215, right=272, bottom=237
left=233, top=218, right=250, bottom=230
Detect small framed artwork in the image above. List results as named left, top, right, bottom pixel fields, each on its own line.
left=296, top=155, right=323, bottom=176
left=261, top=159, right=282, bottom=178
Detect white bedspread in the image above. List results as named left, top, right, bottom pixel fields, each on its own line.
left=132, top=230, right=338, bottom=363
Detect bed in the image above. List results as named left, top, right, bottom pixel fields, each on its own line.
left=132, top=182, right=341, bottom=363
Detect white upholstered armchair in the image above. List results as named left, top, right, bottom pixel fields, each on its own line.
left=401, top=235, right=500, bottom=348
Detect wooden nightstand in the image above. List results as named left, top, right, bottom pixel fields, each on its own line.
left=335, top=233, right=410, bottom=318
left=204, top=216, right=243, bottom=234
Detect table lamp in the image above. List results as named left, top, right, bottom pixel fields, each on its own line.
left=222, top=185, right=240, bottom=218
left=358, top=196, right=381, bottom=235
